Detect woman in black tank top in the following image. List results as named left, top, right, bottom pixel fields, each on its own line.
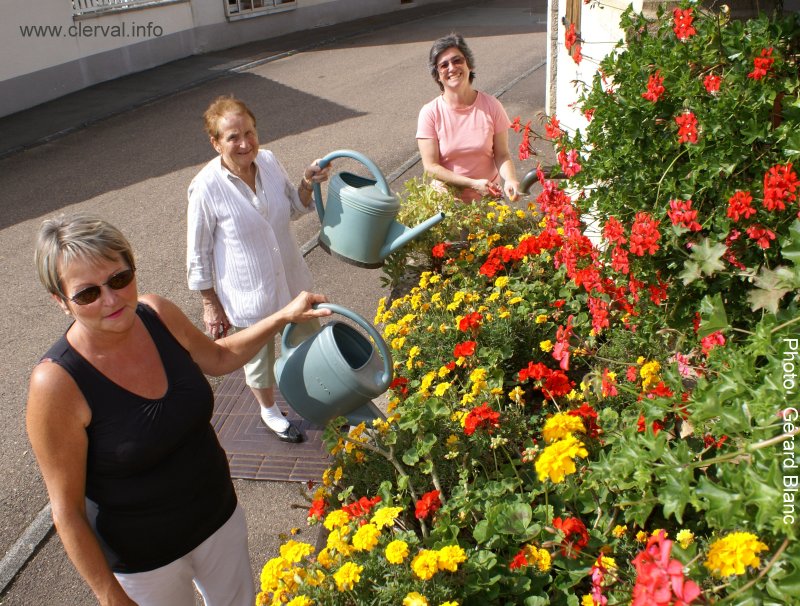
left=27, top=213, right=330, bottom=606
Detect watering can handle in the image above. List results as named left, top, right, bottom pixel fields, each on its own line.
left=281, top=303, right=394, bottom=390
left=311, top=149, right=392, bottom=222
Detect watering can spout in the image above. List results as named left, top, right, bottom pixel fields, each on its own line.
left=379, top=212, right=446, bottom=259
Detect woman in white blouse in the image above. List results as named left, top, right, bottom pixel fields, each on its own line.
left=186, top=95, right=330, bottom=443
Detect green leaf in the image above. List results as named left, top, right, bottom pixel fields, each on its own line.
left=781, top=219, right=800, bottom=265
left=524, top=598, right=550, bottom=606
left=680, top=238, right=727, bottom=285
left=494, top=502, right=534, bottom=536
left=747, top=266, right=798, bottom=313
left=699, top=293, right=728, bottom=337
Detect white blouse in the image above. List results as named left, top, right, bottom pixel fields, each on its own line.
left=186, top=150, right=314, bottom=327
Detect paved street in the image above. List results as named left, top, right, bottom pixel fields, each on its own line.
left=0, top=0, right=548, bottom=602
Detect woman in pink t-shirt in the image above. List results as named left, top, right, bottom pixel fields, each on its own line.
left=416, top=33, right=520, bottom=203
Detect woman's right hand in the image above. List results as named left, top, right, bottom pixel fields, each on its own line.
left=202, top=296, right=230, bottom=339
left=471, top=179, right=502, bottom=199
left=282, top=292, right=333, bottom=325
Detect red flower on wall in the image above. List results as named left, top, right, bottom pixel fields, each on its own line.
left=748, top=47, right=775, bottom=80
left=667, top=199, right=702, bottom=231
left=746, top=224, right=777, bottom=248
left=763, top=162, right=798, bottom=211
left=629, top=212, right=661, bottom=256
left=642, top=70, right=666, bottom=102
left=675, top=111, right=698, bottom=144
left=565, top=22, right=577, bottom=51
left=726, top=190, right=755, bottom=222
left=558, top=149, right=582, bottom=177
left=703, top=73, right=721, bottom=93
left=545, top=114, right=562, bottom=139
left=672, top=7, right=697, bottom=41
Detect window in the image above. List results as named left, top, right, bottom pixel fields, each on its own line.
left=72, top=0, right=185, bottom=17
left=225, top=0, right=296, bottom=21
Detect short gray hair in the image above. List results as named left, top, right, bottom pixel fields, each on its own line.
left=428, top=33, right=476, bottom=91
left=35, top=213, right=136, bottom=299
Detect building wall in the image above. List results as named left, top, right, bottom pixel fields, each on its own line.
left=0, top=0, right=441, bottom=118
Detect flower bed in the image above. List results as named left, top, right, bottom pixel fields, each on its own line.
left=258, top=5, right=799, bottom=605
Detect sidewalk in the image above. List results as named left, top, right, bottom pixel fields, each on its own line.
left=0, top=0, right=479, bottom=159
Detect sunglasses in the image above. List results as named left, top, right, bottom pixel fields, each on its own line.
left=437, top=55, right=466, bottom=72
left=64, top=267, right=136, bottom=306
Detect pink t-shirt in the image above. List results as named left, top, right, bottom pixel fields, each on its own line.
left=416, top=91, right=511, bottom=201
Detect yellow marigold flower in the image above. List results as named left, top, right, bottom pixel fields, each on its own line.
left=461, top=392, right=476, bottom=405
left=516, top=210, right=526, bottom=219
left=508, top=296, right=523, bottom=305
left=420, top=372, right=436, bottom=394
left=260, top=556, right=287, bottom=592
left=280, top=540, right=314, bottom=564
left=316, top=547, right=335, bottom=568
left=469, top=367, right=487, bottom=384
left=704, top=532, right=769, bottom=578
left=322, top=468, right=333, bottom=487
left=411, top=549, right=440, bottom=580
left=438, top=365, right=452, bottom=378
left=323, top=510, right=350, bottom=531
left=535, top=435, right=588, bottom=483
left=352, top=523, right=381, bottom=552
left=438, top=322, right=447, bottom=333
left=410, top=294, right=422, bottom=310
left=434, top=382, right=451, bottom=397
left=408, top=345, right=421, bottom=359
left=566, top=389, right=582, bottom=401
left=535, top=314, right=548, bottom=324
left=437, top=545, right=467, bottom=572
left=452, top=410, right=467, bottom=425
left=383, top=323, right=399, bottom=338
left=333, top=562, right=363, bottom=591
left=486, top=212, right=496, bottom=220
left=540, top=340, right=553, bottom=352
left=651, top=529, right=668, bottom=539
left=429, top=273, right=441, bottom=284
left=494, top=276, right=509, bottom=289
left=636, top=356, right=645, bottom=365
left=371, top=506, right=403, bottom=530
left=581, top=595, right=597, bottom=606
left=508, top=385, right=525, bottom=405
left=391, top=337, right=406, bottom=351
left=542, top=412, right=586, bottom=443
left=397, top=313, right=416, bottom=327
left=676, top=529, right=695, bottom=549
left=326, top=527, right=352, bottom=556
left=499, top=310, right=510, bottom=319
left=487, top=291, right=500, bottom=302
left=599, top=555, right=617, bottom=570
left=334, top=467, right=343, bottom=482
left=403, top=592, right=429, bottom=606
left=385, top=539, right=410, bottom=564
left=534, top=547, right=551, bottom=572
left=636, top=531, right=648, bottom=543
left=446, top=434, right=459, bottom=448
left=538, top=217, right=548, bottom=227
left=287, top=597, right=313, bottom=606
left=612, top=525, right=627, bottom=538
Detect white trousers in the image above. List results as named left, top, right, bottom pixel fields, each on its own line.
left=114, top=504, right=254, bottom=606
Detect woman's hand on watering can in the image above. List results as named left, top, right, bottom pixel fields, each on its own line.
left=282, top=292, right=333, bottom=324
left=304, top=160, right=332, bottom=185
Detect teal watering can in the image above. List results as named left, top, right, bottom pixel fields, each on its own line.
left=273, top=303, right=391, bottom=426
left=313, top=150, right=445, bottom=268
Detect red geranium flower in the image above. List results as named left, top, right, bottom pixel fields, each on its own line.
left=308, top=498, right=327, bottom=522
left=552, top=516, right=589, bottom=558
left=637, top=414, right=665, bottom=436
left=642, top=70, right=666, bottom=103
left=464, top=402, right=501, bottom=436
left=727, top=190, right=755, bottom=222
left=453, top=340, right=477, bottom=358
left=632, top=531, right=701, bottom=606
left=763, top=162, right=798, bottom=212
left=510, top=116, right=522, bottom=133
left=672, top=7, right=697, bottom=41
left=565, top=22, right=577, bottom=51
left=432, top=242, right=450, bottom=258
left=700, top=330, right=726, bottom=354
left=675, top=111, right=698, bottom=144
left=509, top=548, right=529, bottom=570
left=390, top=376, right=409, bottom=397
left=545, top=114, right=562, bottom=139
left=558, top=149, right=582, bottom=177
left=414, top=490, right=441, bottom=520
left=629, top=212, right=661, bottom=256
left=572, top=44, right=583, bottom=65
left=748, top=47, right=774, bottom=80
left=703, top=73, right=721, bottom=93
left=542, top=370, right=574, bottom=399
left=518, top=361, right=550, bottom=383
left=342, top=495, right=381, bottom=517
left=459, top=312, right=483, bottom=332
left=746, top=224, right=777, bottom=249
left=569, top=403, right=601, bottom=438
left=518, top=120, right=532, bottom=161
left=667, top=199, right=702, bottom=231
left=602, top=216, right=626, bottom=245
left=552, top=315, right=575, bottom=371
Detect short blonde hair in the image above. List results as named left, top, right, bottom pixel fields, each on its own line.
left=203, top=95, right=257, bottom=139
left=35, top=213, right=135, bottom=299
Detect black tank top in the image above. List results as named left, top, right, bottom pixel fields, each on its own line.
left=42, top=303, right=236, bottom=573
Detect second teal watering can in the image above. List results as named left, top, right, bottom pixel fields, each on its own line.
left=313, top=150, right=445, bottom=268
left=274, top=304, right=391, bottom=427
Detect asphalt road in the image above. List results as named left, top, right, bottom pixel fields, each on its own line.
left=0, top=0, right=550, bottom=602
